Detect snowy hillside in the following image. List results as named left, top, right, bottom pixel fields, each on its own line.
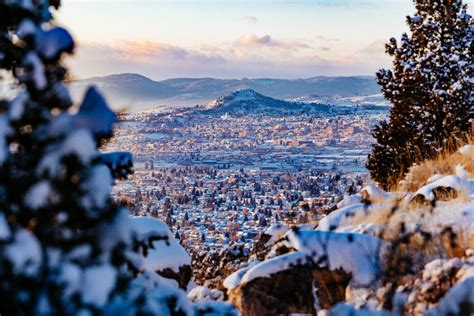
left=69, top=73, right=178, bottom=110
left=200, top=89, right=323, bottom=115
left=69, top=74, right=383, bottom=111
left=221, top=144, right=474, bottom=315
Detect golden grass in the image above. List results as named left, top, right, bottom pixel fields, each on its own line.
left=337, top=199, right=474, bottom=261
left=330, top=134, right=474, bottom=273
left=397, top=135, right=474, bottom=192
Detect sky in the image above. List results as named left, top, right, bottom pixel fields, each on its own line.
left=56, top=0, right=472, bottom=80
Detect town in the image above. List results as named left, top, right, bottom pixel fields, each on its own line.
left=105, top=105, right=388, bottom=255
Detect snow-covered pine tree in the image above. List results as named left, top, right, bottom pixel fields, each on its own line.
left=367, top=0, right=473, bottom=189
left=0, top=1, right=140, bottom=314
left=0, top=3, right=239, bottom=315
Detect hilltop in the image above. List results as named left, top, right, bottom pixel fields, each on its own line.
left=200, top=89, right=318, bottom=115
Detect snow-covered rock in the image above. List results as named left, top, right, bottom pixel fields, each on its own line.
left=283, top=230, right=387, bottom=286
left=227, top=248, right=351, bottom=315
left=412, top=175, right=469, bottom=202
left=226, top=230, right=387, bottom=315
left=360, top=185, right=395, bottom=205
left=318, top=203, right=369, bottom=231
left=240, top=252, right=310, bottom=286
left=130, top=217, right=192, bottom=288
left=263, top=223, right=290, bottom=246
left=337, top=194, right=362, bottom=209
left=188, top=286, right=224, bottom=302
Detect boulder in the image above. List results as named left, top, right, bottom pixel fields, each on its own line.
left=225, top=230, right=386, bottom=315
left=228, top=260, right=351, bottom=315
left=191, top=244, right=249, bottom=292
left=432, top=186, right=459, bottom=201
left=411, top=175, right=468, bottom=205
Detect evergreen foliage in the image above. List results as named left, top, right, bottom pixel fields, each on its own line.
left=367, top=0, right=473, bottom=189
left=0, top=3, right=239, bottom=315
left=0, top=1, right=142, bottom=314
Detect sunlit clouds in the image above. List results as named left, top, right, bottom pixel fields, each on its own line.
left=57, top=0, right=439, bottom=79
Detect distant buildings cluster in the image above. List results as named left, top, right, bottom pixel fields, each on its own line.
left=106, top=108, right=384, bottom=253
left=113, top=167, right=365, bottom=253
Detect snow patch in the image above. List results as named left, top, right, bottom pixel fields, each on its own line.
left=0, top=213, right=11, bottom=240
left=9, top=92, right=28, bottom=120
left=6, top=229, right=42, bottom=276
left=240, top=252, right=310, bottom=285
left=81, top=264, right=117, bottom=307
left=131, top=217, right=191, bottom=273
left=459, top=144, right=474, bottom=157
left=284, top=230, right=387, bottom=286
left=337, top=194, right=362, bottom=209
left=81, top=165, right=112, bottom=209
left=25, top=180, right=56, bottom=209
left=38, top=129, right=97, bottom=176
left=414, top=175, right=469, bottom=201
left=0, top=115, right=11, bottom=164
left=426, top=277, right=474, bottom=315
left=188, top=286, right=224, bottom=301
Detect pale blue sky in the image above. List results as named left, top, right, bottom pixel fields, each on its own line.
left=56, top=0, right=472, bottom=80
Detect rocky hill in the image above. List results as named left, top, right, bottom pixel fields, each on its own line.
left=216, top=143, right=474, bottom=315
left=134, top=142, right=473, bottom=315
left=200, top=89, right=321, bottom=116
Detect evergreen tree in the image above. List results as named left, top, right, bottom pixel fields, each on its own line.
left=367, top=0, right=473, bottom=189
left=0, top=1, right=145, bottom=314
left=0, top=3, right=238, bottom=315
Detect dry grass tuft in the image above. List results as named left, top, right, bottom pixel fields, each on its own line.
left=398, top=135, right=474, bottom=192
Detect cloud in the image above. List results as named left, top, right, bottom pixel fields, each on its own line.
left=67, top=36, right=390, bottom=80
left=235, top=34, right=310, bottom=50
left=242, top=16, right=258, bottom=24
left=237, top=34, right=273, bottom=46
left=67, top=40, right=227, bottom=79
left=315, top=35, right=340, bottom=42
left=103, top=40, right=225, bottom=65
left=359, top=39, right=387, bottom=56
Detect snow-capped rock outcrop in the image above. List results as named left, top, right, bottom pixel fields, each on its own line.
left=224, top=229, right=387, bottom=314
left=225, top=152, right=474, bottom=315
left=131, top=217, right=192, bottom=289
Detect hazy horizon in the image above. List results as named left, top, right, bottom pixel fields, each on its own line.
left=77, top=71, right=378, bottom=81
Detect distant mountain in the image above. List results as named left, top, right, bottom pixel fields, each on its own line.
left=69, top=73, right=385, bottom=111
left=161, top=76, right=381, bottom=101
left=200, top=89, right=326, bottom=116
left=69, top=73, right=178, bottom=110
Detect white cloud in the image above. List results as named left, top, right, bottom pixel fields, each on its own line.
left=242, top=16, right=258, bottom=24
left=67, top=35, right=391, bottom=80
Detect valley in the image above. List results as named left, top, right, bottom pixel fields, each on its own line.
left=105, top=88, right=388, bottom=257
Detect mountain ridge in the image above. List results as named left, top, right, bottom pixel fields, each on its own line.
left=69, top=73, right=385, bottom=111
